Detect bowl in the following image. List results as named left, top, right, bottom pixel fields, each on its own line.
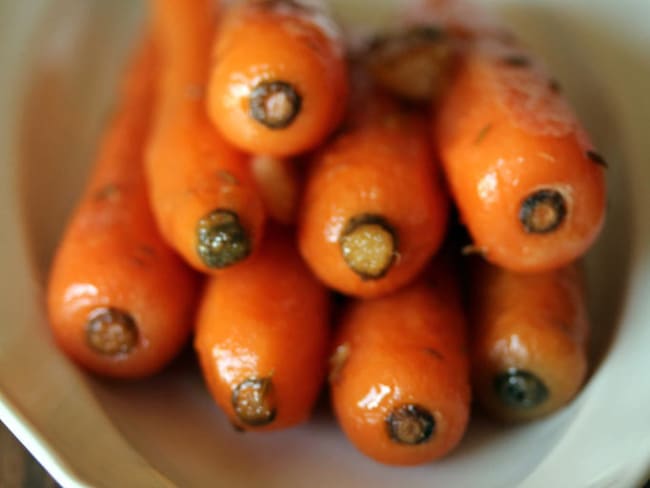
left=1, top=0, right=649, bottom=486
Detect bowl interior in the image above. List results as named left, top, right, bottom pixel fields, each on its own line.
left=13, top=0, right=642, bottom=486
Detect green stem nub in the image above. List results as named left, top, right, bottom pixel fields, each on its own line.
left=519, top=189, right=567, bottom=234
left=197, top=209, right=251, bottom=268
left=250, top=80, right=302, bottom=129
left=340, top=214, right=397, bottom=280
left=386, top=404, right=435, bottom=445
left=232, top=377, right=277, bottom=427
left=86, top=307, right=138, bottom=356
left=494, top=368, right=549, bottom=409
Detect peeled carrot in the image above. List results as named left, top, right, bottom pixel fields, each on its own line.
left=147, top=0, right=265, bottom=273
left=251, top=155, right=300, bottom=226
left=298, top=92, right=449, bottom=298
left=194, top=226, right=330, bottom=431
left=46, top=41, right=199, bottom=379
left=434, top=38, right=606, bottom=272
left=469, top=259, right=589, bottom=422
left=329, top=261, right=470, bottom=466
left=207, top=0, right=348, bottom=157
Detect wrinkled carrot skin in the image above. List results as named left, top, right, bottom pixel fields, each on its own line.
left=330, top=262, right=470, bottom=466
left=194, top=226, right=330, bottom=431
left=299, top=96, right=449, bottom=298
left=469, top=259, right=589, bottom=422
left=207, top=0, right=348, bottom=157
left=47, top=41, right=199, bottom=379
left=434, top=40, right=606, bottom=272
left=147, top=0, right=265, bottom=273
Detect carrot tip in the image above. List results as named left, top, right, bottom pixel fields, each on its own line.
left=519, top=189, right=567, bottom=234
left=386, top=404, right=435, bottom=445
left=232, top=377, right=277, bottom=427
left=196, top=209, right=252, bottom=268
left=85, top=307, right=138, bottom=356
left=340, top=214, right=397, bottom=280
left=249, top=81, right=302, bottom=129
left=493, top=368, right=549, bottom=409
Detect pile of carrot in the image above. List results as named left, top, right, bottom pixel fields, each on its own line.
left=46, top=0, right=606, bottom=467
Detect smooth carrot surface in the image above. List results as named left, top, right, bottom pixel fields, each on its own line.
left=251, top=155, right=300, bottom=226
left=207, top=0, right=348, bottom=157
left=469, top=259, right=589, bottom=422
left=298, top=93, right=449, bottom=298
left=434, top=39, right=606, bottom=272
left=147, top=0, right=265, bottom=273
left=194, top=226, right=330, bottom=431
left=330, top=262, right=470, bottom=466
left=47, top=41, right=199, bottom=379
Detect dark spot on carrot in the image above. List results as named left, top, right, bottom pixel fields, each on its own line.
left=586, top=150, right=608, bottom=168
left=340, top=214, right=397, bottom=280
left=94, top=184, right=121, bottom=202
left=502, top=55, right=531, bottom=68
left=425, top=348, right=444, bottom=360
left=386, top=404, right=435, bottom=445
left=86, top=307, right=138, bottom=356
left=519, top=189, right=567, bottom=234
left=548, top=78, right=562, bottom=93
left=494, top=368, right=549, bottom=409
left=474, top=123, right=493, bottom=145
left=250, top=80, right=302, bottom=129
left=196, top=209, right=251, bottom=268
left=232, top=377, right=277, bottom=426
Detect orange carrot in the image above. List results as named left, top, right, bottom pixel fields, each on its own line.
left=434, top=39, right=606, bottom=272
left=469, top=258, right=589, bottom=422
left=207, top=0, right=348, bottom=157
left=298, top=92, right=449, bottom=298
left=251, top=155, right=300, bottom=226
left=194, top=226, right=330, bottom=431
left=147, top=0, right=265, bottom=273
left=47, top=41, right=199, bottom=379
left=330, top=261, right=470, bottom=466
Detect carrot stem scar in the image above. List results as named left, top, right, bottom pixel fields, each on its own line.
left=519, top=189, right=567, bottom=234
left=86, top=308, right=138, bottom=356
left=232, top=377, right=277, bottom=426
left=340, top=214, right=397, bottom=280
left=250, top=81, right=302, bottom=129
left=386, top=404, right=435, bottom=445
left=493, top=368, right=549, bottom=409
left=196, top=209, right=251, bottom=268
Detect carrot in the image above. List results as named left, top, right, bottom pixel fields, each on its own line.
left=194, top=226, right=330, bottom=431
left=147, top=0, right=265, bottom=273
left=469, top=258, right=589, bottom=422
left=251, top=155, right=300, bottom=226
left=433, top=38, right=606, bottom=272
left=207, top=0, right=348, bottom=157
left=298, top=92, right=449, bottom=298
left=46, top=40, right=199, bottom=379
left=329, top=261, right=470, bottom=466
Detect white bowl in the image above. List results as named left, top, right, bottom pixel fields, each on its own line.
left=1, top=0, right=649, bottom=486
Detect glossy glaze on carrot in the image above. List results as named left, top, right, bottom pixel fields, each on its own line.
left=330, top=261, right=470, bottom=465
left=434, top=39, right=606, bottom=272
left=469, top=259, right=589, bottom=422
left=147, top=0, right=265, bottom=273
left=195, top=226, right=330, bottom=431
left=47, top=41, right=199, bottom=379
left=207, top=0, right=348, bottom=157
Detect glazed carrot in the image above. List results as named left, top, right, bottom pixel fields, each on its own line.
left=47, top=41, right=199, bottom=379
left=207, top=0, right=348, bottom=157
left=298, top=93, right=449, bottom=298
left=194, top=226, right=330, bottom=431
left=147, top=0, right=265, bottom=273
left=434, top=38, right=606, bottom=272
left=329, top=261, right=470, bottom=466
left=469, top=259, right=589, bottom=422
left=251, top=155, right=300, bottom=226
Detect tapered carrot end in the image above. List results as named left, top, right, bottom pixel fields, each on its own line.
left=250, top=80, right=302, bottom=129
left=86, top=307, right=138, bottom=356
left=340, top=214, right=397, bottom=280
left=386, top=404, right=436, bottom=445
left=493, top=368, right=549, bottom=410
left=519, top=189, right=567, bottom=234
left=196, top=209, right=252, bottom=268
left=232, top=377, right=277, bottom=427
